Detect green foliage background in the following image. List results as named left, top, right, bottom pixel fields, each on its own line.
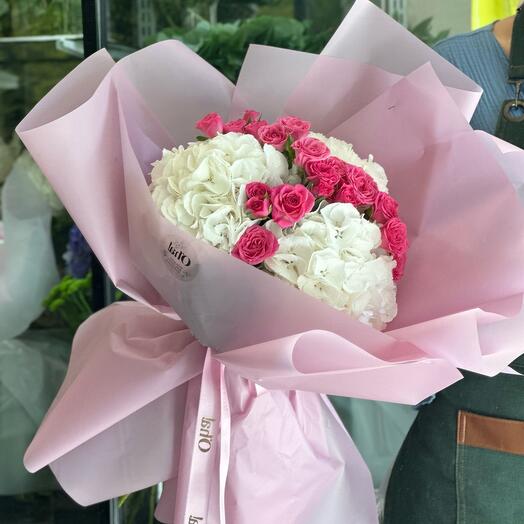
left=147, top=15, right=331, bottom=81
left=0, top=0, right=82, bottom=36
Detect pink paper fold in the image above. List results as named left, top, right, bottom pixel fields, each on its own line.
left=25, top=302, right=205, bottom=503
left=25, top=303, right=380, bottom=524
left=323, top=0, right=482, bottom=120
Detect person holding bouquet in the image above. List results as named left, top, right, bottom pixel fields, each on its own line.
left=384, top=7, right=524, bottom=523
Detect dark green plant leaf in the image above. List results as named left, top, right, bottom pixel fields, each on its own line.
left=148, top=15, right=327, bottom=82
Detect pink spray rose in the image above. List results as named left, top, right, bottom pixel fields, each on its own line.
left=258, top=123, right=289, bottom=151
left=246, top=197, right=270, bottom=218
left=278, top=115, right=311, bottom=140
left=381, top=217, right=409, bottom=257
left=271, top=184, right=315, bottom=228
left=336, top=166, right=379, bottom=206
left=232, top=225, right=279, bottom=265
left=243, top=109, right=261, bottom=122
left=305, top=157, right=347, bottom=198
left=246, top=197, right=271, bottom=218
left=292, top=137, right=330, bottom=166
left=393, top=253, right=407, bottom=281
left=196, top=112, right=223, bottom=137
left=246, top=181, right=271, bottom=200
left=341, top=164, right=365, bottom=184
left=245, top=182, right=271, bottom=218
left=244, top=119, right=269, bottom=138
left=334, top=184, right=361, bottom=206
left=373, top=192, right=399, bottom=223
left=223, top=118, right=247, bottom=133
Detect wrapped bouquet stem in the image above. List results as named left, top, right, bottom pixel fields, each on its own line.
left=17, top=1, right=524, bottom=522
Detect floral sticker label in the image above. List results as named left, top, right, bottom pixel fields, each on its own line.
left=162, top=238, right=198, bottom=281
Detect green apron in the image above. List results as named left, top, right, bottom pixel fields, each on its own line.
left=384, top=10, right=524, bottom=524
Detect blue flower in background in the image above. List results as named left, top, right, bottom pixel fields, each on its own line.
left=63, top=225, right=92, bottom=278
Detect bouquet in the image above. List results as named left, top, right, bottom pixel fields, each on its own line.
left=152, top=111, right=407, bottom=329
left=15, top=1, right=524, bottom=523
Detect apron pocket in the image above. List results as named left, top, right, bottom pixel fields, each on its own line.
left=456, top=410, right=524, bottom=524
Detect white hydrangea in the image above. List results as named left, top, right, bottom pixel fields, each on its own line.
left=150, top=133, right=288, bottom=251
left=265, top=203, right=397, bottom=330
left=309, top=132, right=389, bottom=193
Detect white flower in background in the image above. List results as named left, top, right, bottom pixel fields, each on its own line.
left=309, top=132, right=389, bottom=192
left=19, top=151, right=63, bottom=214
left=0, top=135, right=24, bottom=217
left=150, top=133, right=288, bottom=251
left=0, top=134, right=22, bottom=186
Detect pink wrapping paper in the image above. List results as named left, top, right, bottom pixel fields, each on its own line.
left=15, top=1, right=524, bottom=522
left=323, top=0, right=481, bottom=120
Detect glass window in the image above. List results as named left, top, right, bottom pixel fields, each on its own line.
left=102, top=0, right=462, bottom=79
left=0, top=2, right=107, bottom=522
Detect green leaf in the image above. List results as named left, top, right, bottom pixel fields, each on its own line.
left=363, top=206, right=374, bottom=221
left=118, top=494, right=130, bottom=508
left=146, top=15, right=326, bottom=83
left=0, top=0, right=8, bottom=17
left=409, top=17, right=450, bottom=46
